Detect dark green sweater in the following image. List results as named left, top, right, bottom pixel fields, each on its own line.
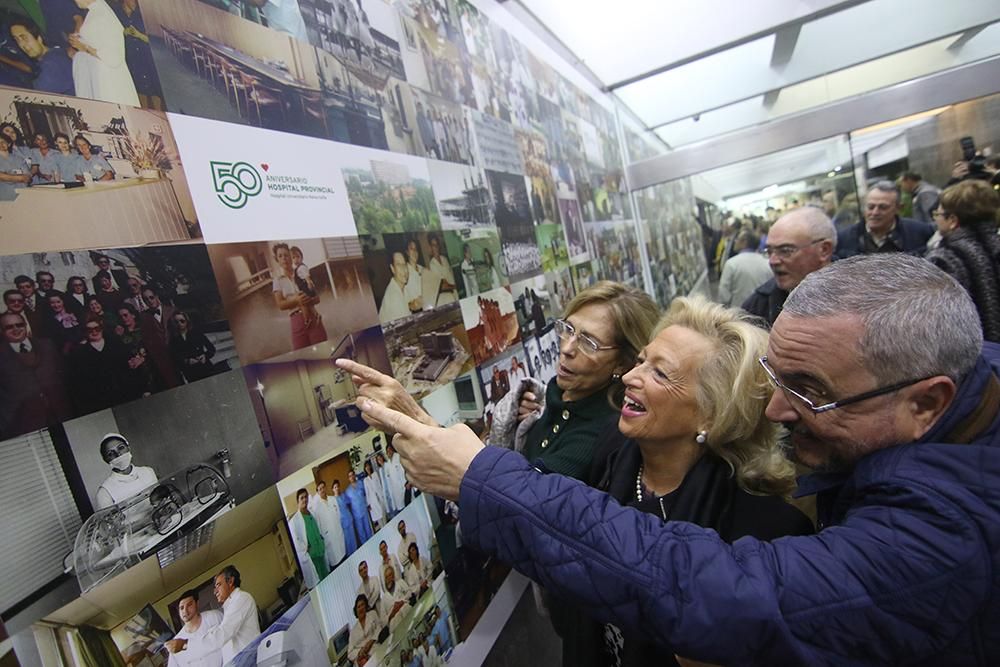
left=520, top=379, right=620, bottom=480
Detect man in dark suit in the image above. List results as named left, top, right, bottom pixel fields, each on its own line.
left=4, top=288, right=44, bottom=339
left=0, top=311, right=72, bottom=439
left=91, top=254, right=129, bottom=293
left=836, top=180, right=934, bottom=258
left=139, top=287, right=179, bottom=389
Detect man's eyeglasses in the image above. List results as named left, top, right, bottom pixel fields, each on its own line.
left=553, top=319, right=618, bottom=356
left=763, top=239, right=827, bottom=259
left=2, top=322, right=26, bottom=330
left=758, top=356, right=932, bottom=414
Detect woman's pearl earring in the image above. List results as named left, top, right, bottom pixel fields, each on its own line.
left=695, top=431, right=708, bottom=445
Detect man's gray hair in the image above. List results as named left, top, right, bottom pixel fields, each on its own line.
left=783, top=206, right=838, bottom=252
left=783, top=254, right=982, bottom=383
left=869, top=180, right=900, bottom=200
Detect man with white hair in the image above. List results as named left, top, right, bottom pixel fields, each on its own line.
left=742, top=207, right=836, bottom=327
left=355, top=254, right=1000, bottom=664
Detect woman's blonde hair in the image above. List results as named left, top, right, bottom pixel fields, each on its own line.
left=563, top=280, right=659, bottom=373
left=655, top=296, right=795, bottom=496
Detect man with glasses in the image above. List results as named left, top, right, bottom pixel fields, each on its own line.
left=358, top=254, right=1000, bottom=664
left=0, top=311, right=71, bottom=439
left=836, top=180, right=934, bottom=258
left=742, top=207, right=836, bottom=327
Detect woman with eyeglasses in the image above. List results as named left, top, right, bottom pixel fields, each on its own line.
left=350, top=296, right=813, bottom=667
left=925, top=179, right=1000, bottom=342
left=169, top=310, right=219, bottom=383
left=339, top=281, right=658, bottom=481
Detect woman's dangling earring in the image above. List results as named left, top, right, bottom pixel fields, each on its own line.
left=695, top=431, right=708, bottom=445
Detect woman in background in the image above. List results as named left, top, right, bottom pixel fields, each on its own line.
left=926, top=179, right=1000, bottom=342
left=69, top=0, right=140, bottom=106
left=0, top=134, right=31, bottom=200
left=52, top=132, right=80, bottom=182
left=112, top=0, right=162, bottom=109
left=0, top=122, right=33, bottom=167
left=362, top=459, right=387, bottom=531
left=169, top=310, right=219, bottom=383
left=64, top=276, right=89, bottom=319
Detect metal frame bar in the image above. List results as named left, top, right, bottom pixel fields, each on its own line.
left=626, top=56, right=1000, bottom=191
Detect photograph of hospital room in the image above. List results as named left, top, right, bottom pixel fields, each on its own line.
left=276, top=428, right=427, bottom=591
left=0, top=0, right=164, bottom=108
left=14, top=483, right=305, bottom=667
left=381, top=301, right=474, bottom=399
left=313, top=498, right=455, bottom=666
left=0, top=244, right=233, bottom=442
left=56, top=368, right=273, bottom=592
left=242, top=325, right=392, bottom=480
left=207, top=236, right=377, bottom=366
left=141, top=0, right=416, bottom=149
left=0, top=87, right=200, bottom=255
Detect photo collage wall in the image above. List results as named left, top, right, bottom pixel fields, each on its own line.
left=0, top=0, right=706, bottom=665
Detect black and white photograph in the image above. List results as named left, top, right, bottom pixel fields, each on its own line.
left=475, top=344, right=530, bottom=429
left=59, top=367, right=274, bottom=591
left=427, top=158, right=493, bottom=230
left=409, top=85, right=473, bottom=164
left=485, top=168, right=540, bottom=282
left=509, top=273, right=555, bottom=342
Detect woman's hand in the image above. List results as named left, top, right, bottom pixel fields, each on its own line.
left=356, top=398, right=482, bottom=501
left=335, top=359, right=437, bottom=430
left=517, top=391, right=541, bottom=422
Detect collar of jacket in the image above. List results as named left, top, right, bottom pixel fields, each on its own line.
left=543, top=377, right=614, bottom=422
left=794, top=349, right=1000, bottom=499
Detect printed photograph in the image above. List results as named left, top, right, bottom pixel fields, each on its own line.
left=545, top=267, right=575, bottom=317
left=427, top=158, right=492, bottom=230
left=0, top=0, right=164, bottom=108
left=0, top=87, right=199, bottom=255
left=9, top=482, right=307, bottom=667
left=242, top=325, right=392, bottom=480
left=313, top=497, right=454, bottom=667
left=441, top=228, right=507, bottom=299
left=342, top=151, right=441, bottom=234
left=458, top=286, right=519, bottom=366
left=420, top=370, right=484, bottom=429
left=585, top=221, right=645, bottom=289
left=485, top=168, right=539, bottom=282
left=570, top=258, right=596, bottom=292
left=524, top=327, right=559, bottom=385
left=396, top=0, right=474, bottom=109
left=476, top=344, right=530, bottom=429
left=142, top=0, right=385, bottom=146
left=509, top=274, right=554, bottom=341
left=409, top=85, right=473, bottom=164
left=558, top=196, right=587, bottom=259
left=0, top=244, right=232, bottom=441
left=534, top=222, right=569, bottom=273
left=276, top=428, right=428, bottom=590
left=469, top=107, right=522, bottom=175
left=361, top=231, right=459, bottom=326
left=382, top=301, right=473, bottom=399
left=515, top=128, right=559, bottom=225
left=208, top=236, right=377, bottom=367
left=59, top=367, right=273, bottom=592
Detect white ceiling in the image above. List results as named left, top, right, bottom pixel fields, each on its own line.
left=514, top=0, right=1000, bottom=149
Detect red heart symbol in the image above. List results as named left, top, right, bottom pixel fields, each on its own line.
left=260, top=163, right=269, bottom=171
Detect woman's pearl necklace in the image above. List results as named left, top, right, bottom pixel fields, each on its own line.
left=635, top=463, right=645, bottom=502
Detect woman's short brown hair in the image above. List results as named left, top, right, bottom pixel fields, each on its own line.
left=939, top=180, right=1000, bottom=229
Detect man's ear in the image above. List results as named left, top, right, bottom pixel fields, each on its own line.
left=904, top=376, right=956, bottom=440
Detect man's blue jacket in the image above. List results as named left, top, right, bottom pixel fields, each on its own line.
left=458, top=344, right=1000, bottom=665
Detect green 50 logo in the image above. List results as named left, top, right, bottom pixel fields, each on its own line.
left=210, top=161, right=263, bottom=209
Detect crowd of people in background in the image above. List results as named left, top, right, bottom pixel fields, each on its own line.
left=0, top=254, right=223, bottom=440
left=708, top=154, right=1000, bottom=342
